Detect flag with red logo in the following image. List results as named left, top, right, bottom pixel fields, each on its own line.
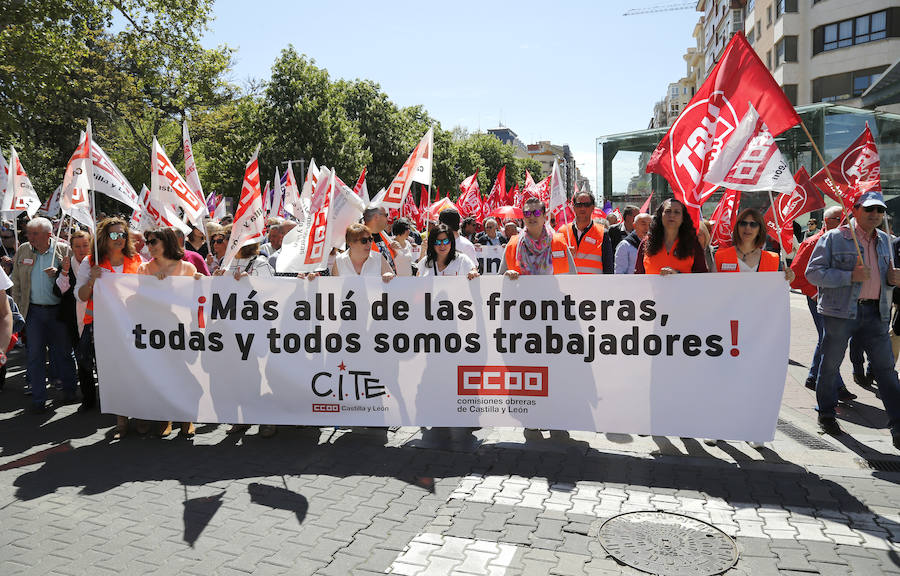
left=709, top=188, right=741, bottom=248
left=381, top=127, right=433, bottom=209
left=704, top=104, right=796, bottom=194
left=38, top=185, right=61, bottom=218
left=535, top=176, right=551, bottom=206
left=646, top=32, right=800, bottom=223
left=401, top=189, right=421, bottom=228
left=182, top=120, right=208, bottom=226
left=88, top=137, right=142, bottom=211
left=456, top=171, right=482, bottom=220
left=353, top=166, right=369, bottom=202
left=809, top=124, right=880, bottom=210
left=763, top=167, right=825, bottom=248
left=3, top=146, right=42, bottom=217
left=221, top=145, right=265, bottom=270
left=484, top=166, right=507, bottom=216
left=142, top=183, right=190, bottom=234
left=151, top=136, right=207, bottom=226
left=60, top=125, right=95, bottom=230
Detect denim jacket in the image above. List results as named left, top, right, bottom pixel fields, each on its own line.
left=806, top=224, right=894, bottom=322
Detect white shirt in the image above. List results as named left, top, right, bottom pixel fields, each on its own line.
left=335, top=251, right=383, bottom=277
left=455, top=235, right=478, bottom=263
left=75, top=258, right=124, bottom=303
left=417, top=253, right=477, bottom=277
left=227, top=256, right=273, bottom=277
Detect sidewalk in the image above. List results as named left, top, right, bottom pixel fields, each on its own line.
left=0, top=291, right=898, bottom=575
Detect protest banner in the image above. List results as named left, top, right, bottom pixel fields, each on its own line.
left=95, top=274, right=789, bottom=441
left=474, top=244, right=505, bottom=275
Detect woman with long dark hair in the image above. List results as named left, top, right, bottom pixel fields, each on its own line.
left=634, top=198, right=708, bottom=274
left=417, top=224, right=479, bottom=278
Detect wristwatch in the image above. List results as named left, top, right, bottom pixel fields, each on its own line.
left=0, top=351, right=7, bottom=366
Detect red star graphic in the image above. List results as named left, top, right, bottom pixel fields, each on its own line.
left=338, top=362, right=346, bottom=371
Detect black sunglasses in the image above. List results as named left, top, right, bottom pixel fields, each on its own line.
left=354, top=237, right=374, bottom=245
left=146, top=237, right=160, bottom=246
left=862, top=206, right=886, bottom=214
left=737, top=221, right=761, bottom=229
left=573, top=201, right=593, bottom=208
left=212, top=237, right=226, bottom=244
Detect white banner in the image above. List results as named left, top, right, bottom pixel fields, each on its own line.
left=474, top=244, right=505, bottom=275
left=94, top=274, right=790, bottom=441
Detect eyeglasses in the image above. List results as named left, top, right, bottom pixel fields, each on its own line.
left=862, top=206, right=886, bottom=214
left=737, top=221, right=760, bottom=229
left=354, top=237, right=374, bottom=245
left=573, top=202, right=593, bottom=208
left=523, top=209, right=544, bottom=217
left=212, top=237, right=226, bottom=244
left=146, top=237, right=160, bottom=246
left=434, top=238, right=451, bottom=246
left=108, top=232, right=128, bottom=240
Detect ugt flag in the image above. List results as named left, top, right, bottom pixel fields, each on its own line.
left=709, top=188, right=741, bottom=249
left=646, top=32, right=800, bottom=222
left=763, top=167, right=825, bottom=249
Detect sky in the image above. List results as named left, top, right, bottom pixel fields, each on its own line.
left=203, top=1, right=701, bottom=193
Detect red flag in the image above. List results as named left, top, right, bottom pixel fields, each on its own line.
left=418, top=184, right=429, bottom=222
left=763, top=167, right=826, bottom=248
left=484, top=166, right=507, bottom=217
left=456, top=172, right=483, bottom=220
left=592, top=207, right=607, bottom=219
left=639, top=194, right=652, bottom=214
left=535, top=176, right=551, bottom=205
left=646, top=32, right=800, bottom=223
left=709, top=188, right=741, bottom=248
left=401, top=190, right=422, bottom=229
left=505, top=184, right=518, bottom=207
left=809, top=124, right=880, bottom=210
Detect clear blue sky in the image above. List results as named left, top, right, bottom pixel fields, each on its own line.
left=203, top=1, right=701, bottom=192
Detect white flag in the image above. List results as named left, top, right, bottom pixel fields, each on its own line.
left=89, top=138, right=142, bottom=211
left=182, top=120, right=207, bottom=225
left=277, top=167, right=335, bottom=273
left=213, top=194, right=226, bottom=222
left=151, top=136, right=207, bottom=226
left=0, top=152, right=9, bottom=212
left=140, top=184, right=190, bottom=234
left=38, top=185, right=62, bottom=218
left=269, top=168, right=286, bottom=220
left=380, top=127, right=433, bottom=209
left=283, top=161, right=302, bottom=221
left=221, top=145, right=265, bottom=271
left=705, top=104, right=796, bottom=194
left=4, top=147, right=42, bottom=218
left=61, top=125, right=95, bottom=231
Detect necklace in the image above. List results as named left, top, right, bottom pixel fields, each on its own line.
left=735, top=246, right=760, bottom=261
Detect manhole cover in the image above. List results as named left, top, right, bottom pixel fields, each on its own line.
left=598, top=511, right=738, bottom=576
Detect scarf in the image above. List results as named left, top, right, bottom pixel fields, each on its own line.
left=516, top=225, right=554, bottom=275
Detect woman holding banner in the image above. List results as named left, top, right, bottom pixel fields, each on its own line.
left=714, top=208, right=794, bottom=282
left=499, top=198, right=576, bottom=277
left=329, top=223, right=394, bottom=280
left=634, top=198, right=708, bottom=274
left=137, top=227, right=202, bottom=438
left=417, top=224, right=479, bottom=279
left=76, top=218, right=143, bottom=440
left=212, top=225, right=272, bottom=278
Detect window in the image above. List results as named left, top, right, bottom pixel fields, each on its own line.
left=782, top=84, right=798, bottom=106
left=812, top=65, right=888, bottom=102
left=747, top=28, right=755, bottom=45
left=814, top=10, right=892, bottom=54
left=766, top=50, right=772, bottom=71
left=775, top=36, right=798, bottom=67
left=767, top=5, right=772, bottom=27
left=776, top=0, right=797, bottom=19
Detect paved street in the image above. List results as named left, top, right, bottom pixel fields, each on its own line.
left=1, top=291, right=898, bottom=575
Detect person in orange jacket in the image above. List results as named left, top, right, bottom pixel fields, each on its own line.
left=499, top=197, right=575, bottom=277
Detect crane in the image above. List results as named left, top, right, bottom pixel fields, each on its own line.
left=623, top=1, right=696, bottom=16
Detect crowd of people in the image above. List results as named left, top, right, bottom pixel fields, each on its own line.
left=0, top=189, right=897, bottom=450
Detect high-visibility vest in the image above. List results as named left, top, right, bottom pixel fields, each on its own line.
left=504, top=234, right=570, bottom=275
left=559, top=223, right=605, bottom=274
left=642, top=239, right=695, bottom=274
left=83, top=254, right=142, bottom=325
left=369, top=230, right=396, bottom=259
left=714, top=245, right=779, bottom=273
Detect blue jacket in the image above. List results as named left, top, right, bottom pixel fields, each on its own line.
left=806, top=224, right=894, bottom=322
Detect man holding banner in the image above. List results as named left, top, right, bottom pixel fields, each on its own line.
left=807, top=191, right=900, bottom=449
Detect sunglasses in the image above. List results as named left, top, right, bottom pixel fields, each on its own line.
left=212, top=237, right=226, bottom=244
left=354, top=237, right=374, bottom=245
left=523, top=209, right=544, bottom=217
left=434, top=238, right=451, bottom=246
left=737, top=221, right=760, bottom=229
left=862, top=206, right=886, bottom=213
left=108, top=232, right=128, bottom=240
left=573, top=202, right=593, bottom=208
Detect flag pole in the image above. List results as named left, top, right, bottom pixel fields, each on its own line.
left=884, top=212, right=895, bottom=269
left=767, top=189, right=788, bottom=272
left=90, top=188, right=98, bottom=264
left=799, top=120, right=862, bottom=261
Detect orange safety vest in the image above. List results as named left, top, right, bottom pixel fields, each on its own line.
left=83, top=254, right=143, bottom=325
left=642, top=239, right=695, bottom=274
left=504, top=234, right=570, bottom=275
left=559, top=223, right=605, bottom=274
left=714, top=245, right=779, bottom=273
left=369, top=230, right=396, bottom=259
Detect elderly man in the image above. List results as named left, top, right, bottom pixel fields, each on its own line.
left=557, top=192, right=613, bottom=274
left=265, top=220, right=297, bottom=270
left=11, top=217, right=76, bottom=413
left=614, top=213, right=651, bottom=274
left=807, top=192, right=900, bottom=449
left=607, top=204, right=639, bottom=248
left=259, top=217, right=287, bottom=257
left=475, top=218, right=507, bottom=246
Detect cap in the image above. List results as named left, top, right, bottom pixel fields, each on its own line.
left=855, top=190, right=886, bottom=209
